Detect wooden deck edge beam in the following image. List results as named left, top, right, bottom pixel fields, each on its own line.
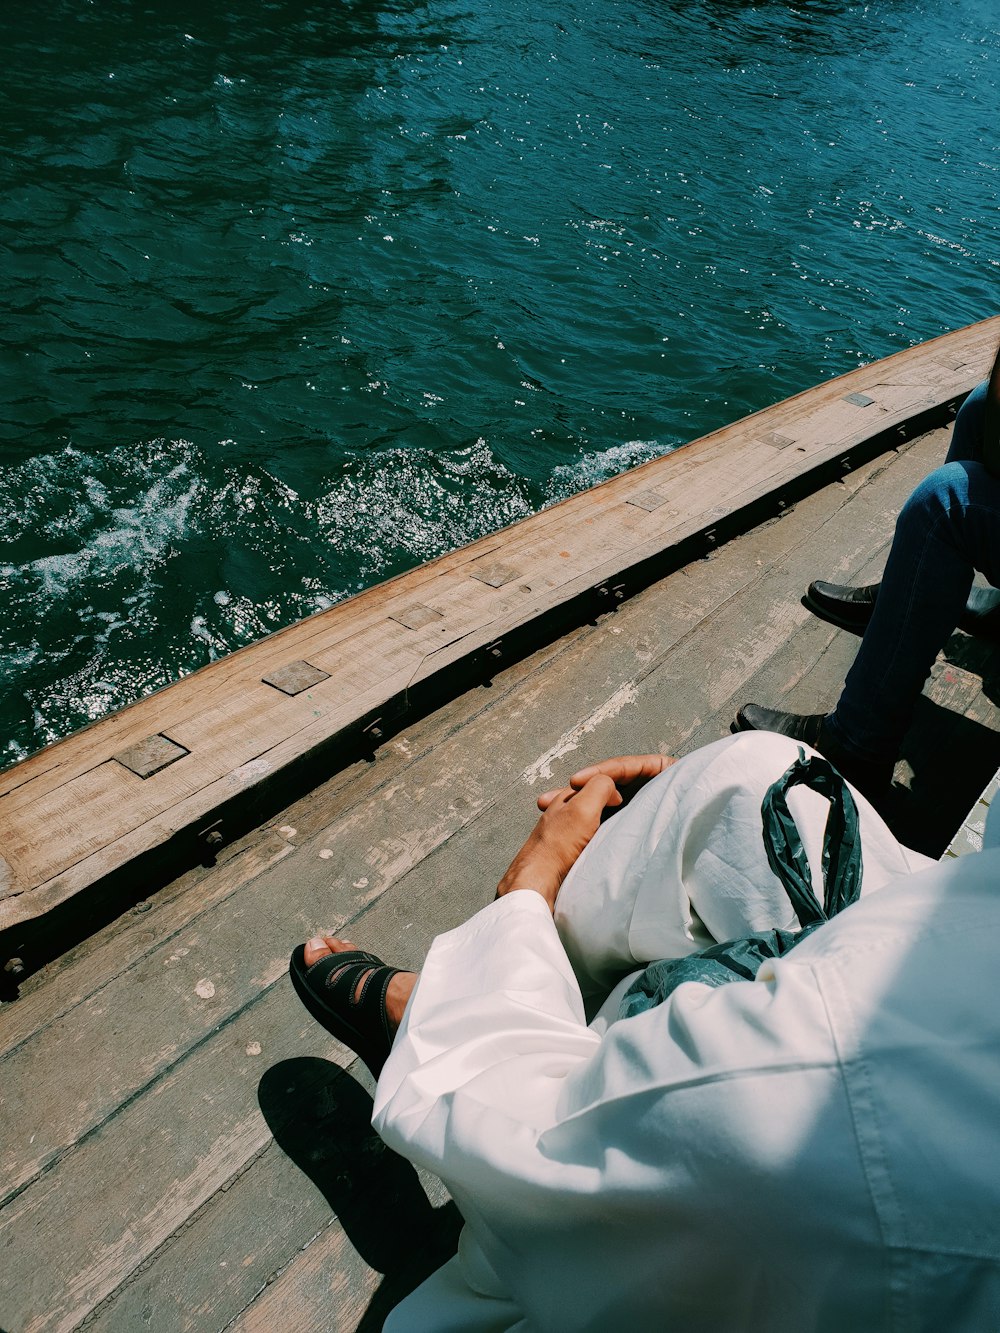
left=1, top=318, right=998, bottom=969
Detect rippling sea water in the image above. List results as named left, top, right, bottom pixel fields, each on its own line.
left=2, top=0, right=998, bottom=764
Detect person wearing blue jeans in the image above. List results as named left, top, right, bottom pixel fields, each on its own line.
left=736, top=340, right=1000, bottom=801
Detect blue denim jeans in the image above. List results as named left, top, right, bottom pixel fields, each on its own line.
left=827, top=380, right=999, bottom=764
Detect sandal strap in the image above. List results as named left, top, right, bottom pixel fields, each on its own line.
left=305, top=948, right=382, bottom=990
left=307, top=949, right=401, bottom=1046
left=357, top=965, right=401, bottom=1046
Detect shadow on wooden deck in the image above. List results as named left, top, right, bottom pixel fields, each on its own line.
left=258, top=1060, right=462, bottom=1329
left=888, top=635, right=1000, bottom=856
left=3, top=419, right=998, bottom=1333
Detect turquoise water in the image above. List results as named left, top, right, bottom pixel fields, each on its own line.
left=2, top=0, right=998, bottom=765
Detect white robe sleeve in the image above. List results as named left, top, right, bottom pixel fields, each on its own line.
left=373, top=891, right=878, bottom=1332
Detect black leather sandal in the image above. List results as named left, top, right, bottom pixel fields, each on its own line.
left=289, top=944, right=404, bottom=1078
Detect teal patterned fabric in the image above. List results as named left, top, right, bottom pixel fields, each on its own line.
left=620, top=748, right=863, bottom=1020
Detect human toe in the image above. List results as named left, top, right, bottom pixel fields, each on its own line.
left=304, top=936, right=333, bottom=966
left=303, top=934, right=358, bottom=966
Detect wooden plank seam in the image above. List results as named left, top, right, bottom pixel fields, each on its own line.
left=1, top=319, right=997, bottom=943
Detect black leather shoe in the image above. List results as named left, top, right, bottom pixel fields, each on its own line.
left=959, top=585, right=1000, bottom=641
left=733, top=703, right=893, bottom=803
left=733, top=703, right=825, bottom=747
left=802, top=580, right=879, bottom=634
left=806, top=577, right=1000, bottom=643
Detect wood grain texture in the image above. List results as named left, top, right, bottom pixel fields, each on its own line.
left=2, top=321, right=997, bottom=935
left=3, top=420, right=998, bottom=1333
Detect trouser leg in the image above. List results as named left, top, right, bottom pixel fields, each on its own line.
left=946, top=380, right=987, bottom=463
left=553, top=731, right=924, bottom=996
left=946, top=379, right=1000, bottom=618
left=828, top=459, right=1000, bottom=763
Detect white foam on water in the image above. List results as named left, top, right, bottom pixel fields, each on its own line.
left=546, top=438, right=668, bottom=501
left=2, top=442, right=204, bottom=604
left=314, top=436, right=534, bottom=584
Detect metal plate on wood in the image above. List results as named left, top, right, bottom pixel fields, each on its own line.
left=261, top=660, right=331, bottom=696
left=113, top=734, right=190, bottom=779
left=389, top=604, right=445, bottom=630
left=843, top=391, right=876, bottom=407
left=626, top=490, right=670, bottom=512
left=469, top=562, right=519, bottom=589
left=760, top=431, right=796, bottom=449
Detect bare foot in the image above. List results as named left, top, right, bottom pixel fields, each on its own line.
left=304, top=934, right=417, bottom=1034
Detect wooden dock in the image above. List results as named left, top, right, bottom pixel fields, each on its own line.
left=2, top=318, right=999, bottom=973
left=1, top=322, right=999, bottom=1331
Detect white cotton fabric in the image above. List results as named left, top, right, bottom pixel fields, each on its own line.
left=372, top=733, right=1000, bottom=1331
left=551, top=732, right=929, bottom=998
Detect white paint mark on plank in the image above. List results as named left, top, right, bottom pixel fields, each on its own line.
left=195, top=979, right=216, bottom=999
left=228, top=758, right=271, bottom=787
left=522, top=683, right=639, bottom=785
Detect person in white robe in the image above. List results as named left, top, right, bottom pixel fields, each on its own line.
left=313, top=731, right=1000, bottom=1330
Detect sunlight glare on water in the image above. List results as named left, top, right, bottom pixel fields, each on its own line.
left=1, top=0, right=998, bottom=762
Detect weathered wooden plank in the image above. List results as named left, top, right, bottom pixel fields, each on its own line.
left=87, top=1065, right=458, bottom=1333
left=0, top=572, right=466, bottom=810
left=1, top=322, right=995, bottom=939
left=0, top=629, right=583, bottom=1061
left=0, top=831, right=292, bottom=1060
left=1, top=636, right=423, bottom=828
left=4, top=425, right=997, bottom=1333
left=405, top=453, right=886, bottom=692
left=222, top=1206, right=457, bottom=1333
left=1, top=762, right=138, bottom=880
left=0, top=985, right=358, bottom=1333
left=649, top=437, right=945, bottom=763
left=865, top=382, right=941, bottom=414
left=0, top=439, right=929, bottom=1216
left=1, top=323, right=997, bottom=906
left=2, top=632, right=655, bottom=1204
